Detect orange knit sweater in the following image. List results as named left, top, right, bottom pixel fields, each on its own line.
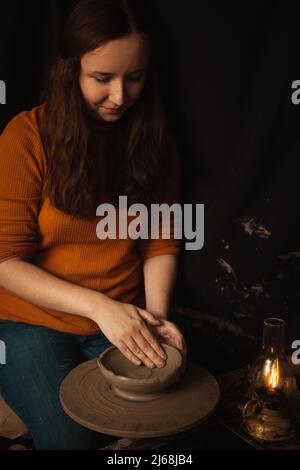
left=0, top=105, right=180, bottom=335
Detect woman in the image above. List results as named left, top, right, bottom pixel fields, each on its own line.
left=0, top=0, right=185, bottom=449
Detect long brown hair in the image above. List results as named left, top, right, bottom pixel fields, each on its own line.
left=39, top=0, right=167, bottom=218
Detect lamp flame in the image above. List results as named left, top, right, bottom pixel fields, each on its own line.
left=264, top=358, right=280, bottom=391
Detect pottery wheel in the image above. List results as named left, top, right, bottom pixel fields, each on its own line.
left=59, top=359, right=220, bottom=438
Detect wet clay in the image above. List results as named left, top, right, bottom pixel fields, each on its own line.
left=97, top=344, right=184, bottom=401
left=60, top=359, right=220, bottom=438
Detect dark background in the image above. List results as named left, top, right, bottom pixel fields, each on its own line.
left=1, top=0, right=300, bottom=364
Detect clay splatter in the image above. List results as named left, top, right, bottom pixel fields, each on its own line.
left=278, top=252, right=300, bottom=261
left=239, top=218, right=271, bottom=240
left=217, top=258, right=237, bottom=281
left=242, top=283, right=265, bottom=299
left=222, top=240, right=230, bottom=250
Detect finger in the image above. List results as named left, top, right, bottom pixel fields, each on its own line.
left=154, top=322, right=183, bottom=349
left=138, top=309, right=162, bottom=326
left=118, top=342, right=142, bottom=367
left=176, top=334, right=185, bottom=351
left=126, top=337, right=156, bottom=368
left=181, top=337, right=187, bottom=355
left=133, top=334, right=166, bottom=368
left=166, top=324, right=185, bottom=350
left=160, top=330, right=185, bottom=352
left=140, top=325, right=167, bottom=361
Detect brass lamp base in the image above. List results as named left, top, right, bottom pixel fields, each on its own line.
left=243, top=399, right=296, bottom=442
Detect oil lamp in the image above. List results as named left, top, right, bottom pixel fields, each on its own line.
left=243, top=317, right=298, bottom=442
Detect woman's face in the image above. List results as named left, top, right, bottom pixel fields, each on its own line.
left=79, top=33, right=150, bottom=122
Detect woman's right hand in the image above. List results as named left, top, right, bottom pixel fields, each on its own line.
left=90, top=299, right=167, bottom=368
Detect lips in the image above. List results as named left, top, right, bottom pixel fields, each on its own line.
left=102, top=107, right=122, bottom=111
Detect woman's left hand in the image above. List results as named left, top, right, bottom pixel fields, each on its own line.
left=148, top=318, right=187, bottom=361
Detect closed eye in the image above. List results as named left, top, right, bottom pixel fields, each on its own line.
left=94, top=77, right=110, bottom=83
left=93, top=74, right=145, bottom=84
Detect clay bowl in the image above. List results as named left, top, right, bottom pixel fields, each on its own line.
left=97, top=344, right=185, bottom=402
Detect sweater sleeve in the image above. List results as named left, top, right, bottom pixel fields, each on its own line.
left=137, top=131, right=181, bottom=261
left=0, top=112, right=45, bottom=263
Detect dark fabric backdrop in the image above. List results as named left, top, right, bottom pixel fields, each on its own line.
left=1, top=0, right=300, bottom=347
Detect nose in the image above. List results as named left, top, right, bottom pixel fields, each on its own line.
left=109, top=79, right=125, bottom=107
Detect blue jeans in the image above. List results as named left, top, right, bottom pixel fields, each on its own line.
left=0, top=320, right=114, bottom=449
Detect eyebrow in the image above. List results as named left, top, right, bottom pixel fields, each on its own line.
left=90, top=68, right=146, bottom=76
